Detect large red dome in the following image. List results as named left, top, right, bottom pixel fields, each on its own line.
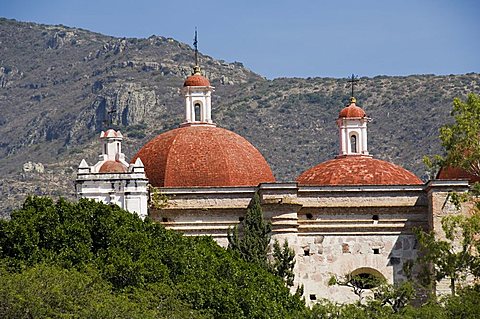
left=297, top=156, right=422, bottom=186
left=131, top=125, right=275, bottom=187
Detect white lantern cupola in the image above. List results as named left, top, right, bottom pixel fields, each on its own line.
left=181, top=29, right=215, bottom=127
left=336, top=97, right=371, bottom=157
left=181, top=66, right=215, bottom=126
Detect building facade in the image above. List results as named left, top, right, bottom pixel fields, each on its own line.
left=76, top=64, right=469, bottom=303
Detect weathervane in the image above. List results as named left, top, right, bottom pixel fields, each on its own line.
left=347, top=74, right=359, bottom=98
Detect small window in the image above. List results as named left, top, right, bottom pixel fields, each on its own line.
left=309, top=294, right=317, bottom=301
left=373, top=248, right=380, bottom=255
left=162, top=217, right=169, bottom=223
left=238, top=217, right=245, bottom=222
left=104, top=144, right=107, bottom=154
left=372, top=215, right=379, bottom=221
left=304, top=247, right=310, bottom=256
left=194, top=103, right=201, bottom=121
left=350, top=135, right=357, bottom=153
left=306, top=213, right=313, bottom=220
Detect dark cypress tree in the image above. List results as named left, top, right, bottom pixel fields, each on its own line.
left=272, top=239, right=296, bottom=287
left=228, top=192, right=271, bottom=268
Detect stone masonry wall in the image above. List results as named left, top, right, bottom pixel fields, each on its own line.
left=293, top=234, right=417, bottom=303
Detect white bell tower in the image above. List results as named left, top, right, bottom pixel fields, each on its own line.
left=181, top=29, right=215, bottom=127
left=182, top=65, right=215, bottom=126
left=336, top=97, right=370, bottom=157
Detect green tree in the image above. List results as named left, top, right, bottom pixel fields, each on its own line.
left=272, top=239, right=295, bottom=287
left=415, top=213, right=480, bottom=295
left=328, top=273, right=385, bottom=303
left=227, top=192, right=272, bottom=268
left=227, top=193, right=298, bottom=289
left=0, top=196, right=306, bottom=319
left=426, top=93, right=480, bottom=177
left=371, top=281, right=415, bottom=313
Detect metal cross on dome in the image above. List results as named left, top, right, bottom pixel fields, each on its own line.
left=347, top=74, right=359, bottom=98
left=193, top=27, right=198, bottom=66
left=103, top=105, right=117, bottom=128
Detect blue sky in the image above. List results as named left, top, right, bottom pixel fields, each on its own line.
left=2, top=0, right=479, bottom=79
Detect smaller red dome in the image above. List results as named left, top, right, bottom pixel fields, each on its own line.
left=297, top=156, right=423, bottom=186
left=99, top=160, right=127, bottom=173
left=184, top=74, right=210, bottom=87
left=339, top=103, right=366, bottom=118
left=437, top=166, right=480, bottom=183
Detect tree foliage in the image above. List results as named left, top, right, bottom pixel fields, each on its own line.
left=227, top=193, right=297, bottom=289
left=415, top=213, right=480, bottom=295
left=227, top=193, right=272, bottom=268
left=427, top=93, right=480, bottom=177
left=4, top=196, right=480, bottom=317
left=328, top=273, right=386, bottom=303
left=306, top=284, right=480, bottom=319
left=272, top=239, right=296, bottom=287
left=0, top=196, right=306, bottom=319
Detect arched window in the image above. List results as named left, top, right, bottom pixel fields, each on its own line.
left=350, top=267, right=385, bottom=289
left=350, top=135, right=357, bottom=153
left=194, top=103, right=201, bottom=122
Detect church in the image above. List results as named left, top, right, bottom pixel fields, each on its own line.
left=75, top=59, right=469, bottom=303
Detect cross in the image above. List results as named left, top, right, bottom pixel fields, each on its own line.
left=193, top=27, right=198, bottom=66
left=347, top=74, right=359, bottom=97
left=103, top=106, right=117, bottom=127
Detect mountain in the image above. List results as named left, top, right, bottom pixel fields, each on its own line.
left=0, top=18, right=479, bottom=215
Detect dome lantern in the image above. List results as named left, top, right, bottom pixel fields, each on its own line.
left=337, top=97, right=370, bottom=157
left=181, top=29, right=214, bottom=126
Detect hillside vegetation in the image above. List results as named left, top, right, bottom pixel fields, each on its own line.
left=1, top=18, right=479, bottom=215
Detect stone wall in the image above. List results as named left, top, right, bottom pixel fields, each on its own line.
left=148, top=181, right=468, bottom=303
left=294, top=234, right=417, bottom=303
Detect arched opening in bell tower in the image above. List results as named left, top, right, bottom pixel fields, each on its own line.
left=194, top=102, right=201, bottom=122
left=350, top=134, right=358, bottom=153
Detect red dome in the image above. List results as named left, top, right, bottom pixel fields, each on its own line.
left=99, top=160, right=127, bottom=173
left=131, top=125, right=275, bottom=187
left=184, top=74, right=210, bottom=87
left=338, top=103, right=366, bottom=118
left=437, top=166, right=480, bottom=183
left=297, top=156, right=422, bottom=186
